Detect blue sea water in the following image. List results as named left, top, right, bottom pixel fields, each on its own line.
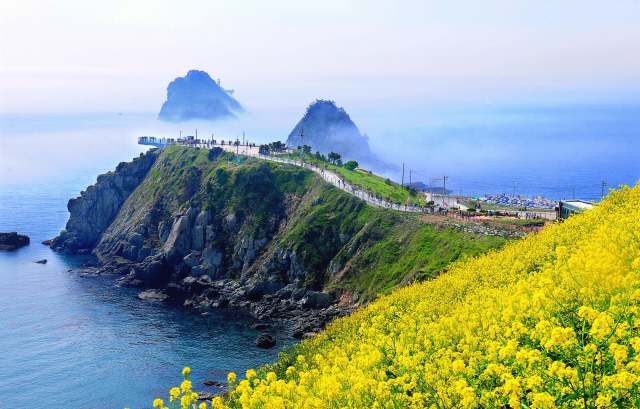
left=0, top=104, right=638, bottom=407
left=0, top=114, right=293, bottom=408
left=0, top=178, right=293, bottom=408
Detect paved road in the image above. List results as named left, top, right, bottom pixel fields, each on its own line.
left=194, top=143, right=554, bottom=220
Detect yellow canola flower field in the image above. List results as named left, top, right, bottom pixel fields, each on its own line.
left=159, top=183, right=640, bottom=409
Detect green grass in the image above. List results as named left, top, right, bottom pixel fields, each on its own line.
left=271, top=152, right=421, bottom=204
left=119, top=145, right=514, bottom=300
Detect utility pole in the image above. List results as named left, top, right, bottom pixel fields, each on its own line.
left=443, top=175, right=449, bottom=206
left=513, top=182, right=518, bottom=198
left=402, top=163, right=405, bottom=188
left=409, top=170, right=412, bottom=189
left=573, top=188, right=575, bottom=200
left=299, top=126, right=305, bottom=161
left=602, top=181, right=607, bottom=200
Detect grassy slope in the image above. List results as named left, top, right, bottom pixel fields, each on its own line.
left=123, top=145, right=510, bottom=299
left=274, top=152, right=418, bottom=204
left=214, top=184, right=640, bottom=409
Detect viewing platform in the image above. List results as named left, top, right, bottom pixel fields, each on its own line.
left=138, top=136, right=175, bottom=148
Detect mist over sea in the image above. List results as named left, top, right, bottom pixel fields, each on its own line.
left=2, top=103, right=638, bottom=201
left=0, top=103, right=638, bottom=407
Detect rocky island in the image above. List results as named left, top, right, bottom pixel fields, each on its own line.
left=48, top=145, right=509, bottom=345
left=0, top=232, right=30, bottom=251
left=286, top=99, right=396, bottom=171
left=158, top=70, right=243, bottom=123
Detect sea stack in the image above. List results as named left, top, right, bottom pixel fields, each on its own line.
left=286, top=100, right=394, bottom=171
left=158, top=70, right=243, bottom=123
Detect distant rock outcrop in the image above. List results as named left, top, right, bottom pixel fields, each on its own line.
left=286, top=100, right=395, bottom=171
left=0, top=232, right=30, bottom=251
left=158, top=70, right=243, bottom=122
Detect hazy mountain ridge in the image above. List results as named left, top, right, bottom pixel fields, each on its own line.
left=158, top=70, right=243, bottom=123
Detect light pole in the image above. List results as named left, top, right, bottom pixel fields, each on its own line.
left=513, top=182, right=518, bottom=198
left=430, top=177, right=442, bottom=206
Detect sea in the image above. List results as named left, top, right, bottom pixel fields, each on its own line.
left=0, top=104, right=638, bottom=407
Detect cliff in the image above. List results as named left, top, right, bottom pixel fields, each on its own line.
left=286, top=100, right=395, bottom=171
left=158, top=70, right=243, bottom=123
left=50, top=145, right=509, bottom=335
left=50, top=151, right=159, bottom=254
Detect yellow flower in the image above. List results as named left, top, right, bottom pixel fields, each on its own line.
left=182, top=367, right=191, bottom=376
left=180, top=379, right=192, bottom=392
left=153, top=399, right=163, bottom=408
left=227, top=372, right=236, bottom=384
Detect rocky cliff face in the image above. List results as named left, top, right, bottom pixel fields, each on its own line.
left=50, top=151, right=159, bottom=254
left=51, top=145, right=509, bottom=340
left=158, top=70, right=243, bottom=122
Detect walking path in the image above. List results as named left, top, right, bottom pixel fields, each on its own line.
left=199, top=143, right=554, bottom=223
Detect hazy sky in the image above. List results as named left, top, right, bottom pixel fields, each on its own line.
left=1, top=0, right=639, bottom=114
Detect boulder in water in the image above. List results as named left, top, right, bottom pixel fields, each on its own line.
left=0, top=232, right=30, bottom=251
left=254, top=333, right=276, bottom=349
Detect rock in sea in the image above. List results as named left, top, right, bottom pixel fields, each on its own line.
left=254, top=333, right=276, bottom=349
left=0, top=232, right=30, bottom=251
left=34, top=259, right=47, bottom=264
left=137, top=289, right=168, bottom=301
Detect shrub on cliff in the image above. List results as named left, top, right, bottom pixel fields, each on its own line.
left=157, top=183, right=640, bottom=408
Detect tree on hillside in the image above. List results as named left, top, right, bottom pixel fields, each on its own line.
left=269, top=141, right=286, bottom=153
left=328, top=151, right=343, bottom=167
left=344, top=160, right=359, bottom=171
left=301, top=145, right=312, bottom=155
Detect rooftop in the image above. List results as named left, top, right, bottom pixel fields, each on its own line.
left=560, top=200, right=594, bottom=210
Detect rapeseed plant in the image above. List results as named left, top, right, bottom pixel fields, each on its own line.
left=155, top=183, right=640, bottom=408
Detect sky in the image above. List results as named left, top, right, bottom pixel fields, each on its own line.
left=0, top=0, right=639, bottom=196
left=1, top=0, right=640, bottom=114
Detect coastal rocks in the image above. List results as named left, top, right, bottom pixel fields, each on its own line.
left=225, top=214, right=237, bottom=229
left=34, top=259, right=47, bottom=264
left=206, top=226, right=216, bottom=244
left=49, top=151, right=158, bottom=254
left=258, top=246, right=308, bottom=286
left=232, top=235, right=267, bottom=276
left=131, top=252, right=171, bottom=286
left=138, top=289, right=168, bottom=301
left=254, top=333, right=276, bottom=348
left=300, top=291, right=333, bottom=309
left=202, top=380, right=227, bottom=388
left=202, top=247, right=223, bottom=267
left=163, top=212, right=194, bottom=261
left=192, top=210, right=210, bottom=251
left=274, top=284, right=297, bottom=299
left=0, top=232, right=30, bottom=251
left=160, top=208, right=219, bottom=269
